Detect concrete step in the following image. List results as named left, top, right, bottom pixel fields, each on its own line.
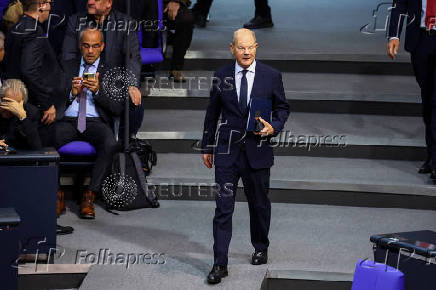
left=137, top=110, right=426, bottom=160
left=155, top=0, right=414, bottom=75
left=141, top=71, right=421, bottom=115
left=146, top=153, right=436, bottom=210
left=18, top=264, right=89, bottom=290
left=264, top=270, right=353, bottom=290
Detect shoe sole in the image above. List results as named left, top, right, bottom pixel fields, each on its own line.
left=243, top=23, right=274, bottom=29
left=251, top=260, right=267, bottom=265
left=207, top=272, right=228, bottom=284
left=80, top=214, right=95, bottom=219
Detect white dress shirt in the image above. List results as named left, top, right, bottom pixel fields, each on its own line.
left=235, top=60, right=256, bottom=106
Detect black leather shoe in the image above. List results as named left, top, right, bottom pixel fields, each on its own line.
left=56, top=224, right=74, bottom=235
left=418, top=160, right=432, bottom=174
left=243, top=16, right=274, bottom=29
left=207, top=265, right=228, bottom=284
left=251, top=251, right=268, bottom=265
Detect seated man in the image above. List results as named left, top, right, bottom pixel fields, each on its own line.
left=62, top=0, right=143, bottom=137
left=0, top=78, right=42, bottom=150
left=56, top=28, right=123, bottom=219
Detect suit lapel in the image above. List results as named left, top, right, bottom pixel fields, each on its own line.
left=228, top=64, right=242, bottom=115
left=250, top=62, right=261, bottom=102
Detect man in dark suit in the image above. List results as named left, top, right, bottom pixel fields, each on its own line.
left=62, top=0, right=143, bottom=136
left=388, top=0, right=436, bottom=179
left=192, top=0, right=273, bottom=29
left=48, top=0, right=88, bottom=58
left=201, top=28, right=289, bottom=284
left=56, top=28, right=123, bottom=219
left=4, top=0, right=64, bottom=146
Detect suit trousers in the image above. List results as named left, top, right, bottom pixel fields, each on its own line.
left=192, top=0, right=213, bottom=16
left=254, top=0, right=271, bottom=18
left=167, top=5, right=194, bottom=71
left=192, top=0, right=271, bottom=18
left=54, top=117, right=118, bottom=193
left=410, top=31, right=436, bottom=165
left=138, top=2, right=193, bottom=71
left=213, top=149, right=271, bottom=266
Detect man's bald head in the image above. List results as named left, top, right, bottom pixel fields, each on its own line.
left=230, top=28, right=258, bottom=69
left=80, top=28, right=105, bottom=64
left=232, top=28, right=256, bottom=45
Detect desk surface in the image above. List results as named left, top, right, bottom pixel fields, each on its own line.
left=0, top=148, right=59, bottom=164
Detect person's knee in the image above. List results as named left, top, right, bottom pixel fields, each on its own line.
left=177, top=8, right=194, bottom=26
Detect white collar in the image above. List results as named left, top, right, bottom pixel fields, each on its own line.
left=235, top=60, right=256, bottom=74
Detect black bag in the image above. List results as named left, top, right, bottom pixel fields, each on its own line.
left=128, top=138, right=157, bottom=176
left=103, top=150, right=159, bottom=211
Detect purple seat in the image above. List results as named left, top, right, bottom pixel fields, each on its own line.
left=0, top=0, right=9, bottom=18
left=58, top=141, right=96, bottom=156
left=139, top=47, right=164, bottom=64
left=138, top=0, right=164, bottom=65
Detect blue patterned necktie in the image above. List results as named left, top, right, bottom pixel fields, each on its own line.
left=77, top=64, right=91, bottom=133
left=239, top=69, right=248, bottom=114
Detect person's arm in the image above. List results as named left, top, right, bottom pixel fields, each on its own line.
left=90, top=71, right=125, bottom=117
left=269, top=71, right=290, bottom=138
left=201, top=72, right=222, bottom=154
left=387, top=0, right=409, bottom=60
left=2, top=102, right=42, bottom=149
left=16, top=112, right=42, bottom=149
left=21, top=37, right=54, bottom=111
left=165, top=0, right=191, bottom=7
left=389, top=0, right=409, bottom=40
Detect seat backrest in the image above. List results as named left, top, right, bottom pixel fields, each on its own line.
left=0, top=0, right=10, bottom=18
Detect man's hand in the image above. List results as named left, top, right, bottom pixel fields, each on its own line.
left=129, top=86, right=142, bottom=106
left=72, top=76, right=83, bottom=96
left=0, top=139, right=8, bottom=149
left=164, top=1, right=180, bottom=21
left=387, top=38, right=400, bottom=60
left=41, top=105, right=56, bottom=125
left=0, top=97, right=27, bottom=120
left=202, top=153, right=213, bottom=169
left=82, top=72, right=100, bottom=94
left=254, top=117, right=274, bottom=137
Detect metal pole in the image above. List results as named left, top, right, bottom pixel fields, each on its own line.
left=124, top=0, right=131, bottom=151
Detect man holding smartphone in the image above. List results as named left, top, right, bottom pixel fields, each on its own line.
left=55, top=28, right=123, bottom=219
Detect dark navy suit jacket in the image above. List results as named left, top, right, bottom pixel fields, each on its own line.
left=201, top=61, right=289, bottom=169
left=389, top=0, right=423, bottom=53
